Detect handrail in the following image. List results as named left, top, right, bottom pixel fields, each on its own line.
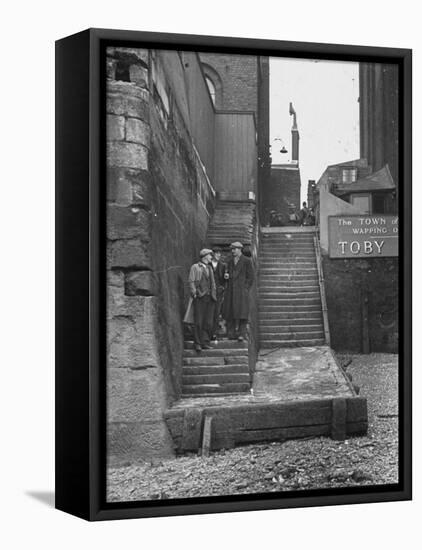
left=313, top=233, right=331, bottom=347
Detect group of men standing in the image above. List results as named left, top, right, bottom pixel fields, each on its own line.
left=184, top=242, right=254, bottom=352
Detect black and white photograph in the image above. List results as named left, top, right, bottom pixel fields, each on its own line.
left=4, top=0, right=421, bottom=544
left=105, top=45, right=402, bottom=503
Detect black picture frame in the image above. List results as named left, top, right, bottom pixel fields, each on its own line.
left=55, top=28, right=412, bottom=521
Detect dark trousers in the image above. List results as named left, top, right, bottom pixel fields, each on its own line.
left=193, top=295, right=215, bottom=346
left=212, top=289, right=224, bottom=336
left=226, top=319, right=248, bottom=339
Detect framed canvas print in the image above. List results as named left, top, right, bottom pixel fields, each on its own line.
left=55, top=28, right=412, bottom=521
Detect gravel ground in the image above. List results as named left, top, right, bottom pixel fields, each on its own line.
left=107, top=353, right=398, bottom=502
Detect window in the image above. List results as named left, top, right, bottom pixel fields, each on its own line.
left=342, top=168, right=358, bottom=184
left=350, top=193, right=371, bottom=214
left=115, top=60, right=130, bottom=82
left=372, top=193, right=386, bottom=214
left=205, top=76, right=216, bottom=105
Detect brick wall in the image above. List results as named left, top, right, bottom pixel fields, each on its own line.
left=106, top=48, right=216, bottom=465
left=322, top=256, right=398, bottom=353
left=199, top=53, right=258, bottom=113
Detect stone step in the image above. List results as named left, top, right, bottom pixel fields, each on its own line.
left=182, top=373, right=251, bottom=385
left=184, top=340, right=248, bottom=350
left=259, top=305, right=322, bottom=312
left=260, top=249, right=315, bottom=254
left=260, top=293, right=320, bottom=300
left=260, top=260, right=316, bottom=266
left=260, top=269, right=318, bottom=275
left=259, top=275, right=319, bottom=282
left=182, top=364, right=249, bottom=375
left=183, top=355, right=248, bottom=366
left=261, top=234, right=315, bottom=240
left=262, top=238, right=314, bottom=242
left=260, top=258, right=316, bottom=264
left=260, top=327, right=324, bottom=336
left=260, top=338, right=326, bottom=348
left=261, top=241, right=314, bottom=246
left=180, top=392, right=248, bottom=398
left=183, top=348, right=249, bottom=358
left=259, top=280, right=319, bottom=287
left=260, top=330, right=325, bottom=340
left=259, top=292, right=320, bottom=306
left=208, top=229, right=252, bottom=236
left=260, top=252, right=315, bottom=257
left=259, top=318, right=323, bottom=326
left=260, top=286, right=319, bottom=293
left=260, top=260, right=316, bottom=264
left=209, top=221, right=252, bottom=228
left=182, top=382, right=251, bottom=395
left=259, top=297, right=321, bottom=311
left=259, top=312, right=322, bottom=321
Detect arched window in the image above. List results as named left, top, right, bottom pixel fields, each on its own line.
left=201, top=63, right=223, bottom=108
left=205, top=76, right=216, bottom=105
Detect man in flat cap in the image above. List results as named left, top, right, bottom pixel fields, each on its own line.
left=186, top=248, right=216, bottom=352
left=223, top=242, right=254, bottom=341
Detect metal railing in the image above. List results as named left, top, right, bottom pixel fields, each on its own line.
left=313, top=233, right=331, bottom=347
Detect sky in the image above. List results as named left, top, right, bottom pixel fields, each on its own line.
left=270, top=57, right=360, bottom=203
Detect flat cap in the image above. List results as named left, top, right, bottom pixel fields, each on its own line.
left=199, top=248, right=213, bottom=258
left=230, top=241, right=243, bottom=249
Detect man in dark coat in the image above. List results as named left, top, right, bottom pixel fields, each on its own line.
left=223, top=242, right=254, bottom=341
left=210, top=246, right=227, bottom=339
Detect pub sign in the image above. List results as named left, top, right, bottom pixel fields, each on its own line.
left=328, top=215, right=399, bottom=258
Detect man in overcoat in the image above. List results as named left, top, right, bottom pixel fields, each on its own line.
left=186, top=248, right=217, bottom=352
left=210, top=246, right=227, bottom=339
left=223, top=242, right=254, bottom=341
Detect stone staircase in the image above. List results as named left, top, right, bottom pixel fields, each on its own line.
left=179, top=199, right=256, bottom=398
left=259, top=228, right=325, bottom=347
left=207, top=200, right=255, bottom=247
left=181, top=340, right=251, bottom=397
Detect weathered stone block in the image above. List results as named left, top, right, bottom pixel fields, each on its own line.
left=106, top=83, right=149, bottom=121
left=108, top=282, right=156, bottom=318
left=108, top=270, right=124, bottom=288
left=107, top=367, right=165, bottom=422
left=106, top=58, right=117, bottom=80
left=107, top=47, right=149, bottom=66
left=107, top=302, right=159, bottom=370
left=107, top=80, right=148, bottom=100
left=107, top=167, right=152, bottom=207
left=107, top=142, right=148, bottom=170
left=107, top=420, right=174, bottom=465
left=106, top=114, right=125, bottom=141
left=107, top=205, right=151, bottom=241
left=129, top=64, right=149, bottom=88
left=107, top=296, right=159, bottom=368
left=107, top=238, right=151, bottom=269
left=126, top=117, right=150, bottom=147
left=125, top=270, right=156, bottom=296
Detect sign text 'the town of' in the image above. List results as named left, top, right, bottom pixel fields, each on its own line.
left=328, top=215, right=399, bottom=258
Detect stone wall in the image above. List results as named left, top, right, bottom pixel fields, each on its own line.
left=322, top=255, right=398, bottom=353
left=106, top=48, right=216, bottom=465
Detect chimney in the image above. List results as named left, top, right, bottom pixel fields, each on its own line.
left=289, top=102, right=300, bottom=164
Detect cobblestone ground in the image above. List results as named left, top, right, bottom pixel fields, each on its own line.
left=107, top=354, right=398, bottom=502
